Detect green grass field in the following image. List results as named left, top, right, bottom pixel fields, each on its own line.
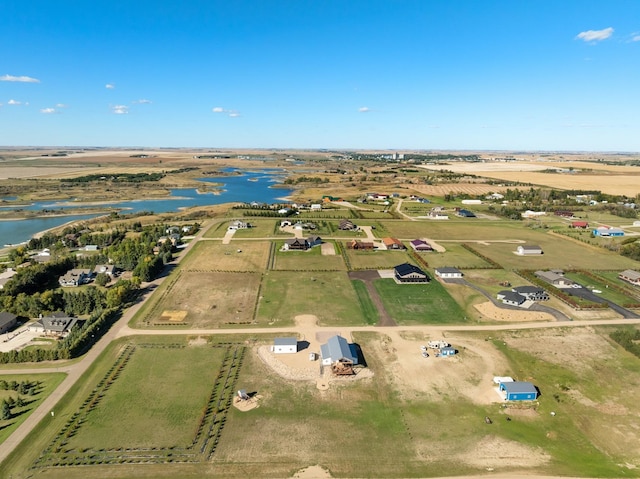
left=426, top=243, right=493, bottom=269
left=0, top=373, right=66, bottom=445
left=256, top=271, right=367, bottom=326
left=179, top=240, right=270, bottom=272
left=373, top=278, right=468, bottom=324
left=345, top=248, right=413, bottom=270
left=563, top=271, right=639, bottom=305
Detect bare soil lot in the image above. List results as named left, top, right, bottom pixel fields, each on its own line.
left=180, top=240, right=270, bottom=272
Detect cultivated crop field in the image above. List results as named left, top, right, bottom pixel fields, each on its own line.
left=179, top=240, right=270, bottom=272
left=137, top=271, right=262, bottom=328
left=256, top=271, right=366, bottom=326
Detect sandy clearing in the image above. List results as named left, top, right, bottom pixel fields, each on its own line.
left=474, top=302, right=555, bottom=322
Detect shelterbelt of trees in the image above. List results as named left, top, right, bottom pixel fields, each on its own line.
left=0, top=220, right=199, bottom=363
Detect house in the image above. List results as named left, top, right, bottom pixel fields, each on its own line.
left=486, top=193, right=504, bottom=200
left=497, top=290, right=526, bottom=306
left=84, top=245, right=99, bottom=251
left=429, top=207, right=449, bottom=220
left=435, top=267, right=463, bottom=279
left=280, top=220, right=292, bottom=227
left=0, top=312, right=18, bottom=334
left=457, top=209, right=476, bottom=218
left=93, top=264, right=116, bottom=277
left=339, top=219, right=357, bottom=231
left=535, top=270, right=574, bottom=287
left=593, top=226, right=624, bottom=237
left=619, top=269, right=640, bottom=286
left=59, top=268, right=92, bottom=287
left=0, top=268, right=17, bottom=290
left=228, top=220, right=250, bottom=230
left=461, top=199, right=482, bottom=205
left=521, top=210, right=546, bottom=219
left=571, top=221, right=589, bottom=229
left=382, top=237, right=405, bottom=250
left=511, top=286, right=549, bottom=301
left=38, top=248, right=51, bottom=257
left=348, top=240, right=374, bottom=250
left=310, top=204, right=322, bottom=211
left=410, top=239, right=433, bottom=252
left=283, top=238, right=309, bottom=251
left=554, top=210, right=574, bottom=217
left=307, top=235, right=323, bottom=248
left=499, top=381, right=538, bottom=401
left=394, top=263, right=430, bottom=283
left=320, top=335, right=358, bottom=370
left=516, top=245, right=543, bottom=255
left=28, top=313, right=79, bottom=337
left=271, top=337, right=298, bottom=354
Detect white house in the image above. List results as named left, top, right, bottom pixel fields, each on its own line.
left=310, top=204, right=322, bottom=211
left=320, top=335, right=358, bottom=367
left=271, top=337, right=298, bottom=354
left=435, top=267, right=463, bottom=279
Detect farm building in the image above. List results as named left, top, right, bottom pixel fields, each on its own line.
left=571, top=221, right=589, bottom=229
left=511, top=286, right=549, bottom=301
left=0, top=312, right=18, bottom=334
left=521, top=210, right=546, bottom=219
left=271, top=337, right=298, bottom=354
left=394, top=263, right=430, bottom=283
left=497, top=290, right=526, bottom=306
left=593, top=226, right=624, bottom=237
left=29, top=313, right=79, bottom=337
left=619, top=270, right=640, bottom=286
left=435, top=267, right=463, bottom=279
left=516, top=245, right=543, bottom=255
left=461, top=199, right=482, bottom=205
left=320, top=335, right=358, bottom=375
left=382, top=237, right=406, bottom=250
left=457, top=209, right=476, bottom=218
left=410, top=239, right=433, bottom=252
left=535, top=270, right=574, bottom=287
left=499, top=381, right=538, bottom=401
left=440, top=346, right=457, bottom=357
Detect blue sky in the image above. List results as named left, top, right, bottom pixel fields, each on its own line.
left=1, top=1, right=639, bottom=151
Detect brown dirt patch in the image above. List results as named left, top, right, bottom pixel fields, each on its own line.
left=474, top=301, right=555, bottom=322
left=291, top=465, right=332, bottom=478
left=159, top=310, right=187, bottom=322
left=457, top=435, right=550, bottom=468
left=232, top=394, right=262, bottom=412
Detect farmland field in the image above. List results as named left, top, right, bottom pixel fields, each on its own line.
left=345, top=247, right=413, bottom=270
left=424, top=243, right=493, bottom=269
left=272, top=242, right=346, bottom=271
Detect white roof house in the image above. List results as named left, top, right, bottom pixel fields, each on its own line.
left=271, top=337, right=298, bottom=354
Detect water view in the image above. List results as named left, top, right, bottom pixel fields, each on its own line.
left=0, top=169, right=294, bottom=246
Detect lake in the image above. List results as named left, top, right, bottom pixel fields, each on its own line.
left=0, top=169, right=294, bottom=246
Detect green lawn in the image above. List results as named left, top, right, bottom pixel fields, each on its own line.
left=273, top=242, right=347, bottom=271
left=563, top=271, right=639, bottom=305
left=425, top=243, right=493, bottom=269
left=351, top=280, right=380, bottom=325
left=345, top=248, right=413, bottom=270
left=0, top=373, right=66, bottom=445
left=256, top=271, right=366, bottom=326
left=373, top=277, right=468, bottom=324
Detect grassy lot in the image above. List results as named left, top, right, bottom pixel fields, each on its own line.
left=178, top=240, right=270, bottom=272
left=425, top=243, right=493, bottom=269
left=272, top=242, right=346, bottom=271
left=202, top=220, right=229, bottom=238
left=345, top=248, right=414, bottom=270
left=0, top=373, right=66, bottom=445
left=373, top=278, right=468, bottom=325
left=351, top=280, right=380, bottom=325
left=256, top=271, right=366, bottom=326
left=136, top=271, right=262, bottom=328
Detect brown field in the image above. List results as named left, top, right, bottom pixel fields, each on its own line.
left=179, top=240, right=270, bottom=272
left=142, top=271, right=262, bottom=328
left=410, top=183, right=510, bottom=196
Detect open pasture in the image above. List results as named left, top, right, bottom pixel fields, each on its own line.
left=256, top=271, right=366, bottom=326
left=139, top=271, right=261, bottom=328
left=273, top=243, right=346, bottom=271
left=179, top=240, right=269, bottom=272
left=373, top=277, right=467, bottom=325
left=424, top=243, right=493, bottom=269
left=0, top=373, right=66, bottom=445
left=345, top=248, right=413, bottom=270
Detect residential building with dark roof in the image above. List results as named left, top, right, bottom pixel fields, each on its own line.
left=394, top=263, right=430, bottom=283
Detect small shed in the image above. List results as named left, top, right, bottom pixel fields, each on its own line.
left=271, top=337, right=298, bottom=354
left=517, top=245, right=543, bottom=255
left=500, top=381, right=538, bottom=401
left=435, top=267, right=463, bottom=279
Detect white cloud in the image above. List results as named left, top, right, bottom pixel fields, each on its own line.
left=358, top=106, right=371, bottom=113
left=55, top=103, right=68, bottom=108
left=212, top=106, right=240, bottom=117
left=576, top=27, right=614, bottom=42
left=111, top=104, right=129, bottom=114
left=212, top=107, right=225, bottom=113
left=132, top=99, right=152, bottom=104
left=0, top=74, right=40, bottom=83
left=632, top=34, right=640, bottom=42
left=41, top=108, right=57, bottom=114
left=7, top=99, right=22, bottom=105
left=105, top=83, right=115, bottom=89
left=228, top=112, right=240, bottom=117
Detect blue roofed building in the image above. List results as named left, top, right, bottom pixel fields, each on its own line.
left=320, top=335, right=358, bottom=374
left=499, top=381, right=538, bottom=401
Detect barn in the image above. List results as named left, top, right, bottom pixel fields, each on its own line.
left=271, top=337, right=298, bottom=354
left=499, top=381, right=538, bottom=401
left=394, top=263, right=430, bottom=283
left=516, top=245, right=543, bottom=255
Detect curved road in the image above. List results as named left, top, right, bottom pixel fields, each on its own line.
left=2, top=220, right=640, bottom=473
